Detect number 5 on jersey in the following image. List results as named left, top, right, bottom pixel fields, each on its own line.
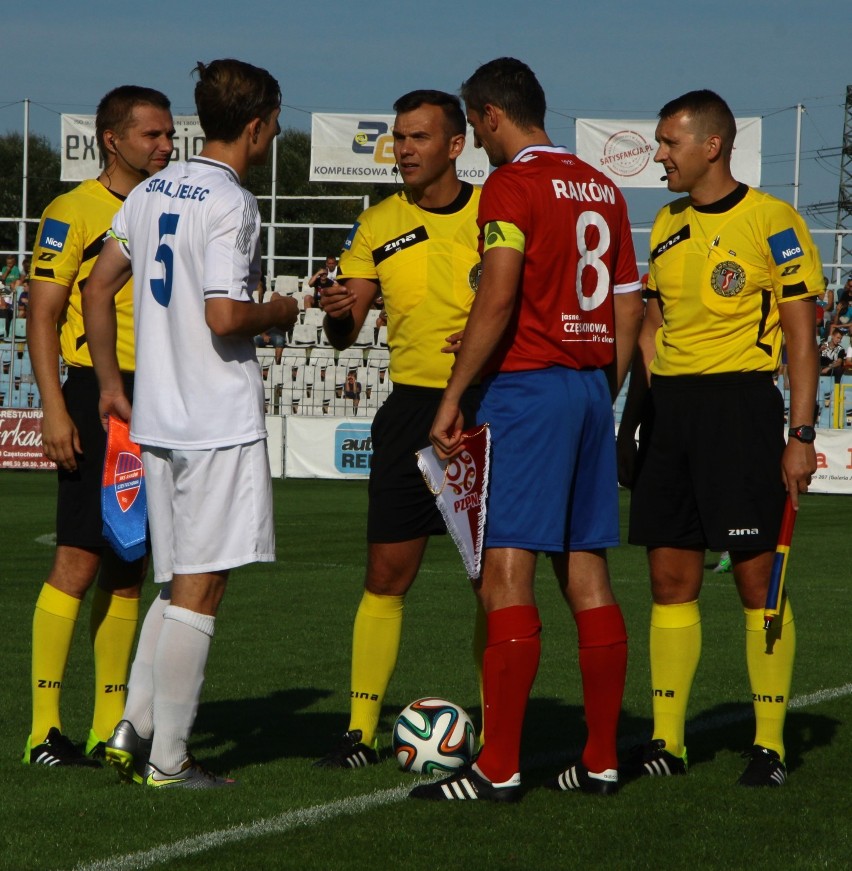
left=151, top=212, right=180, bottom=306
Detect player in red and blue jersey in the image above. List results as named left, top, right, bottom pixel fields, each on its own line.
left=416, top=57, right=644, bottom=802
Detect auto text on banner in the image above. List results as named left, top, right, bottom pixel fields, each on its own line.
left=310, top=113, right=491, bottom=185
left=60, top=115, right=205, bottom=182
left=284, top=415, right=373, bottom=479
left=575, top=117, right=761, bottom=188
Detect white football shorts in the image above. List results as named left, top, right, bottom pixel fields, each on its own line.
left=142, top=439, right=275, bottom=583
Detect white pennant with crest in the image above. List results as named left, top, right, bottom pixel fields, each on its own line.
left=416, top=424, right=490, bottom=579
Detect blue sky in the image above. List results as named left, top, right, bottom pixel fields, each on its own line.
left=2, top=0, right=849, bottom=254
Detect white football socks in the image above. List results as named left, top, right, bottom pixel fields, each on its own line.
left=149, top=605, right=215, bottom=774
left=122, top=589, right=170, bottom=739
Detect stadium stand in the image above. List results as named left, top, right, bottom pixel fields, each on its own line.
left=4, top=268, right=852, bottom=434
left=351, top=322, right=375, bottom=349
left=274, top=275, right=301, bottom=296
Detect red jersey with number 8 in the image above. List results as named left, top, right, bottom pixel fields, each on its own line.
left=478, top=145, right=640, bottom=376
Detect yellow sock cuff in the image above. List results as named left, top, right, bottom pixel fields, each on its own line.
left=360, top=590, right=405, bottom=618
left=744, top=607, right=764, bottom=632
left=651, top=600, right=700, bottom=630
left=91, top=587, right=140, bottom=622
left=744, top=600, right=794, bottom=632
left=36, top=583, right=82, bottom=621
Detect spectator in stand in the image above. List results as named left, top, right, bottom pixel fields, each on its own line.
left=374, top=307, right=388, bottom=345
left=831, top=301, right=851, bottom=334
left=816, top=276, right=835, bottom=340
left=253, top=328, right=286, bottom=364
left=14, top=299, right=27, bottom=341
left=1, top=254, right=20, bottom=287
left=820, top=328, right=847, bottom=384
left=343, top=370, right=362, bottom=413
left=304, top=255, right=339, bottom=309
left=16, top=276, right=29, bottom=311
left=1, top=255, right=19, bottom=337
left=253, top=274, right=286, bottom=363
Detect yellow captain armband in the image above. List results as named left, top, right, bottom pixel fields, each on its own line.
left=483, top=220, right=525, bottom=254
left=107, top=229, right=128, bottom=244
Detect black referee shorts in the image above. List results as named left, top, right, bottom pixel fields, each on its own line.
left=367, top=383, right=480, bottom=543
left=629, top=372, right=786, bottom=552
left=56, top=366, right=135, bottom=548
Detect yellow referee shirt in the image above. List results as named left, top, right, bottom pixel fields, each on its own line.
left=339, top=185, right=481, bottom=388
left=647, top=184, right=822, bottom=376
left=32, top=179, right=135, bottom=371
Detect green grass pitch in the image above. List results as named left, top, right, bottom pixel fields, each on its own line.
left=1, top=471, right=849, bottom=870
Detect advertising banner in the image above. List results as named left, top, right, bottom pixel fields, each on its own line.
left=284, top=415, right=372, bottom=479
left=310, top=113, right=490, bottom=185
left=810, top=429, right=852, bottom=495
left=60, top=115, right=204, bottom=182
left=575, top=117, right=761, bottom=188
left=0, top=409, right=55, bottom=470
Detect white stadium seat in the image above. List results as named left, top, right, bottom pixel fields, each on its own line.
left=274, top=275, right=301, bottom=295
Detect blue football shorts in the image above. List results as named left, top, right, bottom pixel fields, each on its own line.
left=478, top=366, right=619, bottom=553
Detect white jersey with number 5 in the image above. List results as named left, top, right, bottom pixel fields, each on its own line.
left=111, top=156, right=266, bottom=450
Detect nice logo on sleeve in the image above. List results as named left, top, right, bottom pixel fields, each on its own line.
left=38, top=218, right=71, bottom=253
left=768, top=228, right=803, bottom=265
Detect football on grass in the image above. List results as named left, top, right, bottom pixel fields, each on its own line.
left=393, top=697, right=476, bottom=774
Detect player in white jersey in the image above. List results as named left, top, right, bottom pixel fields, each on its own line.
left=83, top=59, right=297, bottom=788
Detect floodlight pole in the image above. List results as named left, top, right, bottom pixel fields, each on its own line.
left=18, top=98, right=29, bottom=262
left=266, top=135, right=278, bottom=282
left=793, top=103, right=802, bottom=212
left=835, top=85, right=852, bottom=276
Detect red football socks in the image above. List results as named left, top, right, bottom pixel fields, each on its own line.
left=475, top=605, right=541, bottom=784
left=575, top=604, right=628, bottom=773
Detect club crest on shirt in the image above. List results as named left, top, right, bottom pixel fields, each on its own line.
left=468, top=262, right=481, bottom=293
left=711, top=261, right=746, bottom=297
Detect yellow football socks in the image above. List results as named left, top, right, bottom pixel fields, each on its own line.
left=348, top=590, right=404, bottom=746
left=745, top=601, right=795, bottom=760
left=649, top=600, right=701, bottom=759
left=90, top=588, right=140, bottom=745
left=30, top=583, right=81, bottom=743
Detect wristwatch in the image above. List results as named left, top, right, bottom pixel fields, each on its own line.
left=788, top=425, right=816, bottom=444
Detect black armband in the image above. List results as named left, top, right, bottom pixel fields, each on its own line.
left=325, top=312, right=355, bottom=337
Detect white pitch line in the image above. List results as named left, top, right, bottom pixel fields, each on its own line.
left=68, top=682, right=852, bottom=871
left=70, top=785, right=412, bottom=871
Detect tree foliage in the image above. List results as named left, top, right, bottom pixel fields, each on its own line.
left=247, top=129, right=391, bottom=276
left=0, top=132, right=66, bottom=253
left=0, top=128, right=389, bottom=275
